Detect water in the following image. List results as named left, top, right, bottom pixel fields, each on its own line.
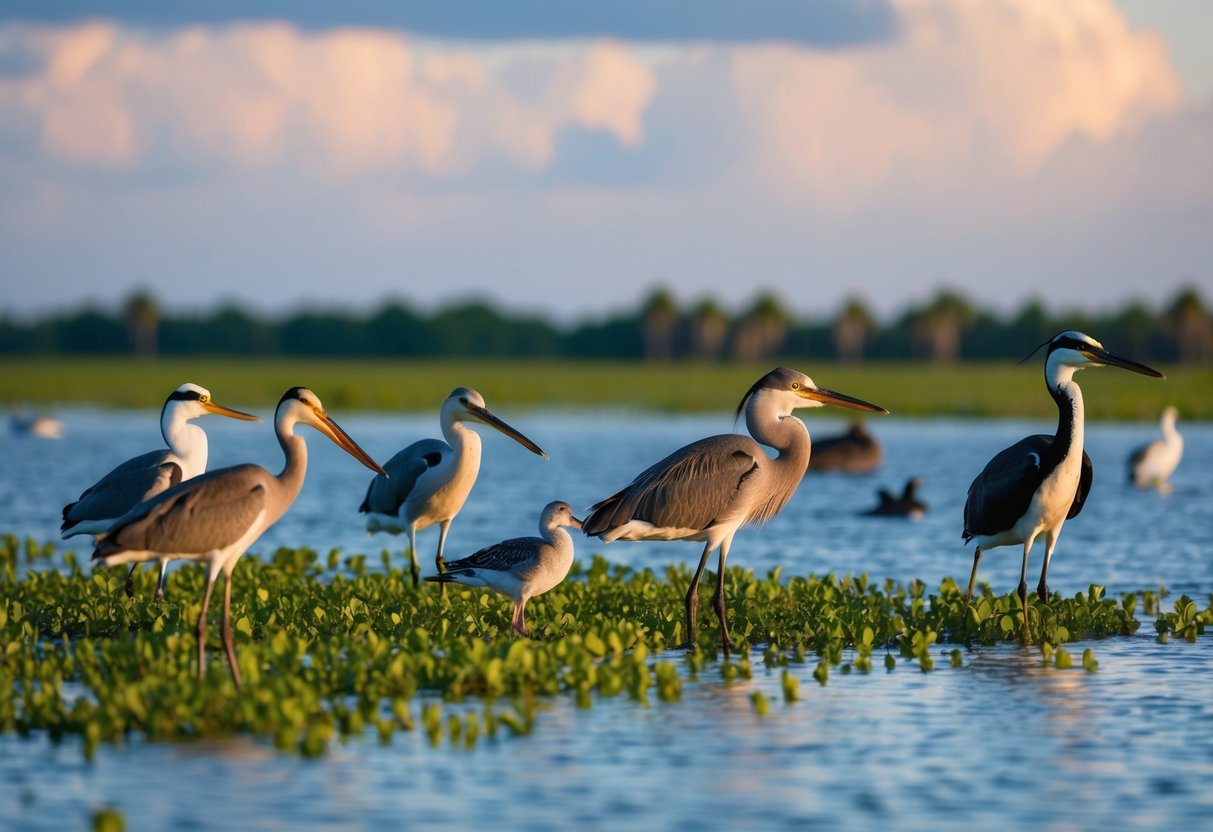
left=2, top=409, right=1212, bottom=829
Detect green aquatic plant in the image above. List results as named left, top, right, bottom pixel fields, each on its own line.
left=1, top=535, right=1205, bottom=759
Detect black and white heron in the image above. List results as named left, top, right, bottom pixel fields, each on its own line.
left=426, top=500, right=582, bottom=634
left=1128, top=406, right=1182, bottom=492
left=582, top=368, right=888, bottom=656
left=92, top=387, right=386, bottom=686
left=360, top=387, right=547, bottom=587
left=61, top=383, right=260, bottom=599
left=962, top=331, right=1164, bottom=638
left=863, top=477, right=928, bottom=519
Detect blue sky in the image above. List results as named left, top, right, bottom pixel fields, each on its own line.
left=1, top=1, right=1210, bottom=322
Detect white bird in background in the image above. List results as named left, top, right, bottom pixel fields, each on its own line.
left=10, top=403, right=64, bottom=439
left=92, top=387, right=387, bottom=686
left=61, top=383, right=260, bottom=599
left=582, top=367, right=889, bottom=657
left=426, top=500, right=582, bottom=634
left=962, top=331, right=1164, bottom=640
left=1128, top=406, right=1183, bottom=493
left=360, top=387, right=548, bottom=587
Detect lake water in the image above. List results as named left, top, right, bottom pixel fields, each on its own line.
left=2, top=407, right=1211, bottom=829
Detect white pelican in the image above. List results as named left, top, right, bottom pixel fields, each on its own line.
left=1128, top=406, right=1182, bottom=492
left=360, top=387, right=547, bottom=586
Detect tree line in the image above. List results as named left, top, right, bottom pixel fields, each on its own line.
left=1, top=285, right=1210, bottom=363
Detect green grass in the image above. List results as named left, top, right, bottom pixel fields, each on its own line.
left=2, top=357, right=1207, bottom=419
left=3, top=537, right=1209, bottom=758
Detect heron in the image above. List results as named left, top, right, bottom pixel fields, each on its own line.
left=962, top=331, right=1164, bottom=639
left=360, top=387, right=547, bottom=587
left=582, top=367, right=888, bottom=656
left=425, top=500, right=582, bottom=634
left=61, top=383, right=260, bottom=599
left=91, top=387, right=386, bottom=686
left=805, top=421, right=883, bottom=473
left=1128, top=406, right=1182, bottom=492
left=863, top=477, right=928, bottom=519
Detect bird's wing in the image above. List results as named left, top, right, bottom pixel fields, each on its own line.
left=446, top=537, right=544, bottom=574
left=1068, top=449, right=1094, bottom=520
left=359, top=438, right=448, bottom=514
left=583, top=434, right=762, bottom=535
left=1126, top=441, right=1156, bottom=481
left=963, top=435, right=1052, bottom=540
left=94, top=464, right=268, bottom=558
left=62, top=450, right=182, bottom=530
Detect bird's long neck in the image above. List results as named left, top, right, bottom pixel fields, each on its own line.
left=1045, top=362, right=1084, bottom=470
left=162, top=408, right=207, bottom=477
left=443, top=420, right=483, bottom=480
left=745, top=398, right=812, bottom=522
left=274, top=425, right=308, bottom=524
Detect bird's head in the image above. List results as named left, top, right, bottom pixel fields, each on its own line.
left=444, top=386, right=548, bottom=459
left=164, top=382, right=260, bottom=423
left=542, top=500, right=583, bottom=530
left=735, top=368, right=889, bottom=422
left=1027, top=331, right=1165, bottom=380
left=276, top=387, right=387, bottom=475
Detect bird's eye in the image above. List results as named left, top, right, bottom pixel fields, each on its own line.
left=199, top=395, right=209, bottom=403
left=459, top=397, right=469, bottom=405
left=791, top=382, right=799, bottom=390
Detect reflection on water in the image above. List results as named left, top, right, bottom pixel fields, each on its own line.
left=1, top=412, right=1211, bottom=829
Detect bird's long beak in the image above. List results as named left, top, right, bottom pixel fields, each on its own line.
left=801, top=386, right=890, bottom=414
left=1084, top=346, right=1166, bottom=379
left=464, top=402, right=549, bottom=459
left=203, top=400, right=261, bottom=422
left=312, top=409, right=388, bottom=475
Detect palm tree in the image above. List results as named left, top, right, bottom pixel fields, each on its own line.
left=732, top=292, right=789, bottom=362
left=912, top=289, right=973, bottom=363
left=833, top=297, right=874, bottom=363
left=690, top=298, right=729, bottom=360
left=1166, top=286, right=1213, bottom=363
left=124, top=290, right=159, bottom=358
left=641, top=288, right=679, bottom=361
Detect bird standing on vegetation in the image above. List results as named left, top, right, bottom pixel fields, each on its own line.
left=426, top=500, right=582, bottom=634
left=863, top=477, right=928, bottom=519
left=92, top=387, right=386, bottom=686
left=62, top=383, right=260, bottom=599
left=582, top=368, right=888, bottom=657
left=360, top=387, right=547, bottom=587
left=962, top=331, right=1164, bottom=640
left=1128, top=406, right=1183, bottom=492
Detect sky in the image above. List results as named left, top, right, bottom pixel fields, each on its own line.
left=1, top=1, right=1211, bottom=323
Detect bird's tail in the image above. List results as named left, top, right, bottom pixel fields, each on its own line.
left=424, top=573, right=458, bottom=584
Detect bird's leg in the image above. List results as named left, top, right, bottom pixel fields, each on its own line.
left=683, top=542, right=714, bottom=650
left=435, top=520, right=451, bottom=574
left=154, top=559, right=168, bottom=601
left=512, top=599, right=527, bottom=635
left=1018, top=539, right=1033, bottom=644
left=964, top=547, right=983, bottom=607
left=197, top=571, right=220, bottom=680
left=407, top=525, right=421, bottom=588
left=714, top=538, right=733, bottom=658
left=125, top=563, right=138, bottom=598
left=1037, top=528, right=1060, bottom=603
left=220, top=567, right=242, bottom=689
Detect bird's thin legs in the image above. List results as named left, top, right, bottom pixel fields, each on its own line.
left=964, top=547, right=983, bottom=607
left=407, top=525, right=421, bottom=588
left=436, top=520, right=451, bottom=574
left=154, top=558, right=169, bottom=601
left=713, top=538, right=733, bottom=658
left=1017, top=539, right=1033, bottom=643
left=197, top=573, right=220, bottom=680
left=1037, top=528, right=1060, bottom=603
left=125, top=563, right=138, bottom=598
left=511, top=598, right=527, bottom=635
left=220, top=567, right=242, bottom=688
left=683, top=541, right=715, bottom=650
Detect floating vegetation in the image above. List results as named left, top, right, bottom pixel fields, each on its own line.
left=1, top=535, right=1208, bottom=759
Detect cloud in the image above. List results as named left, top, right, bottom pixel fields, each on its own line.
left=2, top=1, right=899, bottom=47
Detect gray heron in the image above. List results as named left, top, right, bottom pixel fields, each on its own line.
left=805, top=421, right=882, bottom=473
left=61, top=383, right=260, bottom=599
left=360, top=387, right=547, bottom=587
left=962, top=331, right=1164, bottom=639
left=863, top=477, right=928, bottom=519
left=426, top=500, right=582, bottom=634
left=1128, top=406, right=1182, bottom=492
left=582, top=367, right=888, bottom=656
left=92, top=387, right=386, bottom=686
